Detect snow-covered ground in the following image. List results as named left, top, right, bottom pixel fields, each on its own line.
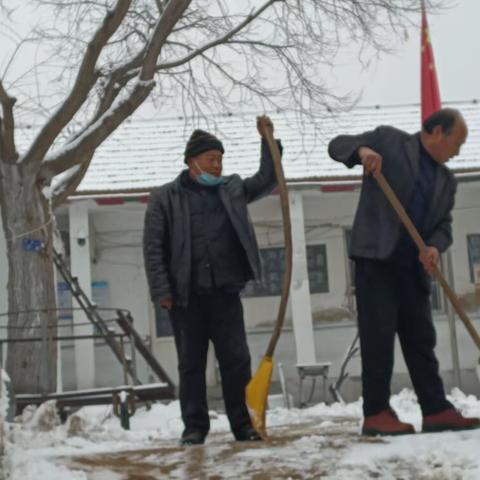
left=4, top=388, right=480, bottom=479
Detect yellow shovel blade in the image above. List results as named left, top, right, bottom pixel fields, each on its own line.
left=245, top=356, right=273, bottom=439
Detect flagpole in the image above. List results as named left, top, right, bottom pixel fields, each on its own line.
left=420, top=1, right=462, bottom=389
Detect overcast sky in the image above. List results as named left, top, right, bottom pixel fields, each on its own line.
left=332, top=0, right=480, bottom=106
left=133, top=0, right=480, bottom=118
left=2, top=0, right=479, bottom=121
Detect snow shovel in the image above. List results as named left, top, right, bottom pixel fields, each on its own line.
left=374, top=172, right=480, bottom=372
left=245, top=118, right=293, bottom=438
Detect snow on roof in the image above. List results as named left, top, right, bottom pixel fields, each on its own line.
left=17, top=100, right=480, bottom=195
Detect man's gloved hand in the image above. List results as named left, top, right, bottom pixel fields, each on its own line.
left=358, top=146, right=382, bottom=176
left=419, top=246, right=440, bottom=275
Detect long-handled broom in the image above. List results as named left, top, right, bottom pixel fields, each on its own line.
left=245, top=117, right=293, bottom=438
left=375, top=172, right=480, bottom=376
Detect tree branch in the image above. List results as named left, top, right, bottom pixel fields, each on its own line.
left=21, top=0, right=132, bottom=173
left=156, top=0, right=277, bottom=71
left=38, top=80, right=154, bottom=180
left=39, top=0, right=193, bottom=182
left=0, top=117, right=4, bottom=163
left=155, top=0, right=165, bottom=15
left=61, top=44, right=150, bottom=150
left=140, top=0, right=192, bottom=80
left=0, top=80, right=18, bottom=163
left=51, top=155, right=92, bottom=208
left=93, top=47, right=148, bottom=122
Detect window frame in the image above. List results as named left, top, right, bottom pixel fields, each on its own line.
left=242, top=243, right=329, bottom=298
left=467, top=234, right=480, bottom=283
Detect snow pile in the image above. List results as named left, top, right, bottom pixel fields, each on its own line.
left=0, top=370, right=10, bottom=421
left=9, top=460, right=88, bottom=480
left=22, top=400, right=61, bottom=432
left=340, top=388, right=480, bottom=480
left=0, top=369, right=10, bottom=461
left=449, top=387, right=480, bottom=416
left=4, top=389, right=480, bottom=480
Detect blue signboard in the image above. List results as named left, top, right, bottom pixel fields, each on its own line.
left=22, top=238, right=44, bottom=252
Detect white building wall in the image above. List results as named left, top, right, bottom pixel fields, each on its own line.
left=88, top=205, right=161, bottom=387
left=1, top=179, right=479, bottom=398
left=242, top=189, right=359, bottom=330
left=90, top=207, right=151, bottom=337
left=303, top=191, right=357, bottom=316
left=75, top=185, right=363, bottom=323
left=450, top=181, right=480, bottom=299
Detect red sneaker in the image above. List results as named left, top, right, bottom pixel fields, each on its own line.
left=422, top=408, right=480, bottom=433
left=362, top=408, right=415, bottom=436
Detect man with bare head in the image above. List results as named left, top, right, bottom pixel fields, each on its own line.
left=329, top=108, right=479, bottom=436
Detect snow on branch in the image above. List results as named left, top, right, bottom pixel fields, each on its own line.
left=38, top=0, right=192, bottom=184
left=39, top=4, right=195, bottom=183
left=91, top=0, right=193, bottom=123
left=42, top=164, right=81, bottom=201
left=39, top=78, right=156, bottom=179
left=50, top=160, right=90, bottom=209
left=20, top=0, right=132, bottom=174
left=31, top=0, right=193, bottom=182
left=92, top=49, right=149, bottom=124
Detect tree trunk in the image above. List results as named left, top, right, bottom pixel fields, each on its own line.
left=0, top=163, right=57, bottom=395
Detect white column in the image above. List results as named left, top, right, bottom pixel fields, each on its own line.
left=53, top=266, right=63, bottom=393
left=0, top=218, right=7, bottom=325
left=442, top=250, right=462, bottom=388
left=289, top=190, right=317, bottom=365
left=69, top=202, right=95, bottom=389
left=0, top=219, right=8, bottom=370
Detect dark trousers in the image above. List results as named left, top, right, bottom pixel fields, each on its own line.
left=169, top=291, right=252, bottom=435
left=354, top=258, right=452, bottom=417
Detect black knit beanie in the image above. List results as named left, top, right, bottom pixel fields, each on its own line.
left=184, top=129, right=224, bottom=163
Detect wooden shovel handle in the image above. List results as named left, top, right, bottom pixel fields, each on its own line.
left=263, top=128, right=293, bottom=358
left=375, top=172, right=480, bottom=350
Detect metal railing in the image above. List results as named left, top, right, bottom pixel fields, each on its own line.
left=0, top=307, right=139, bottom=397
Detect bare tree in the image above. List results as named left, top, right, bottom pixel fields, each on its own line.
left=0, top=0, right=439, bottom=393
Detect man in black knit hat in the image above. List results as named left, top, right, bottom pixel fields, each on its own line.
left=143, top=116, right=282, bottom=445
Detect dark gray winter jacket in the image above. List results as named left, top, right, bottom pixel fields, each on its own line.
left=143, top=139, right=281, bottom=307
left=328, top=126, right=456, bottom=260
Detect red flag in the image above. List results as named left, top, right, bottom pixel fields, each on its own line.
left=421, top=4, right=441, bottom=122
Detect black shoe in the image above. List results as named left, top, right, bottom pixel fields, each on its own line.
left=234, top=425, right=262, bottom=442
left=180, top=430, right=206, bottom=446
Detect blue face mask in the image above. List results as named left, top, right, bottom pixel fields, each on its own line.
left=194, top=162, right=224, bottom=187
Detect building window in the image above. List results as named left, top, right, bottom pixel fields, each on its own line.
left=467, top=234, right=480, bottom=283
left=307, top=245, right=329, bottom=293
left=243, top=244, right=329, bottom=297
left=56, top=280, right=110, bottom=320
left=56, top=280, right=111, bottom=342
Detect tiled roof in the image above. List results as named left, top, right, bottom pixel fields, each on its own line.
left=18, top=100, right=480, bottom=195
